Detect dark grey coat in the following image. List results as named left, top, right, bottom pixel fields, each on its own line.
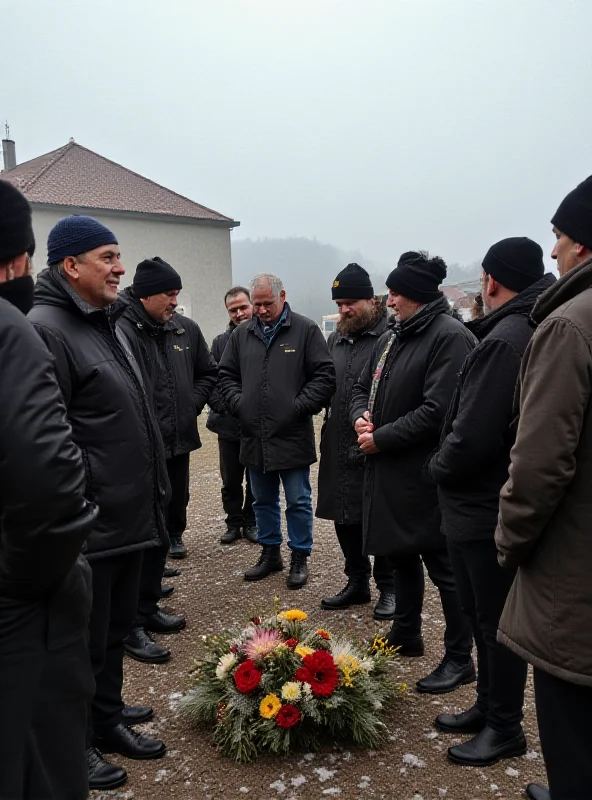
left=316, top=310, right=388, bottom=524
left=350, top=297, right=476, bottom=556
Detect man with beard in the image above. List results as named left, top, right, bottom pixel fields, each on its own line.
left=316, top=263, right=395, bottom=620
left=207, top=286, right=258, bottom=545
left=427, top=238, right=555, bottom=767
left=495, top=177, right=592, bottom=800
left=0, top=181, right=97, bottom=799
left=351, top=252, right=475, bottom=694
left=29, top=217, right=170, bottom=791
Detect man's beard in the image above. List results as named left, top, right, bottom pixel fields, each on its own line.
left=336, top=302, right=381, bottom=337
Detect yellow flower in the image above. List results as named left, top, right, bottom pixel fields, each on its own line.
left=339, top=655, right=360, bottom=688
left=295, top=645, right=315, bottom=658
left=259, top=694, right=282, bottom=719
left=278, top=609, right=308, bottom=622
left=281, top=681, right=302, bottom=701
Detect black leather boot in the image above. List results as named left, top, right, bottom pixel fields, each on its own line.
left=121, top=705, right=154, bottom=725
left=386, top=628, right=425, bottom=657
left=373, top=590, right=397, bottom=620
left=525, top=785, right=551, bottom=800
left=220, top=526, right=242, bottom=544
left=416, top=656, right=476, bottom=694
left=87, top=747, right=127, bottom=790
left=447, top=725, right=527, bottom=766
left=321, top=580, right=371, bottom=610
left=435, top=704, right=487, bottom=734
left=243, top=524, right=259, bottom=544
left=159, top=584, right=174, bottom=599
left=94, top=724, right=166, bottom=760
left=168, top=536, right=186, bottom=559
left=144, top=609, right=186, bottom=633
left=286, top=550, right=309, bottom=589
left=244, top=545, right=284, bottom=581
left=124, top=627, right=171, bottom=663
left=163, top=565, right=181, bottom=578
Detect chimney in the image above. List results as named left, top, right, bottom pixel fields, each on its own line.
left=2, top=139, right=16, bottom=171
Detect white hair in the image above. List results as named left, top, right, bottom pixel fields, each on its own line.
left=249, top=273, right=284, bottom=298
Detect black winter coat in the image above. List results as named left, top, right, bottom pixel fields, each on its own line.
left=427, top=274, right=556, bottom=541
left=316, top=310, right=388, bottom=524
left=29, top=269, right=169, bottom=560
left=118, top=290, right=217, bottom=458
left=0, top=296, right=97, bottom=600
left=206, top=323, right=241, bottom=441
left=218, top=304, right=336, bottom=471
left=350, top=297, right=476, bottom=556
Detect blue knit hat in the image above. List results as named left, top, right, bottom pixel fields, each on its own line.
left=47, top=215, right=118, bottom=265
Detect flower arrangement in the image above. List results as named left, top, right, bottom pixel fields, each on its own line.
left=180, top=603, right=400, bottom=762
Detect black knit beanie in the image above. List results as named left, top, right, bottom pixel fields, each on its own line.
left=332, top=262, right=374, bottom=300
left=482, top=237, right=544, bottom=293
left=132, top=256, right=182, bottom=297
left=551, top=175, right=592, bottom=251
left=0, top=180, right=35, bottom=261
left=386, top=251, right=447, bottom=303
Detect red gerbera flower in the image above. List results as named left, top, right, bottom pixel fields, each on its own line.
left=276, top=703, right=301, bottom=728
left=285, top=638, right=299, bottom=649
left=295, top=650, right=339, bottom=697
left=234, top=659, right=262, bottom=694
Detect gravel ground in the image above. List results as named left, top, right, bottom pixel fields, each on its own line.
left=94, top=423, right=548, bottom=800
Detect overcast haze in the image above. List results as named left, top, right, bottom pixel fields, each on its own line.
left=3, top=0, right=592, bottom=272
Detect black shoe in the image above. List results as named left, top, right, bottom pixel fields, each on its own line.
left=385, top=629, right=425, bottom=657
left=124, top=628, right=171, bottom=663
left=168, top=536, right=187, bottom=559
left=94, top=723, right=166, bottom=760
left=163, top=566, right=181, bottom=578
left=159, top=584, right=175, bottom=599
left=416, top=657, right=476, bottom=695
left=144, top=609, right=186, bottom=634
left=244, top=545, right=284, bottom=581
left=525, top=785, right=551, bottom=800
left=447, top=725, right=527, bottom=766
left=286, top=550, right=309, bottom=590
left=435, top=704, right=487, bottom=734
left=373, top=591, right=396, bottom=620
left=121, top=705, right=154, bottom=725
left=220, top=526, right=242, bottom=544
left=243, top=524, right=259, bottom=544
left=87, top=747, right=127, bottom=790
left=321, top=580, right=371, bottom=610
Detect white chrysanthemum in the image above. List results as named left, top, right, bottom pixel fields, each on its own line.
left=359, top=657, right=375, bottom=673
left=281, top=681, right=302, bottom=701
left=302, top=682, right=313, bottom=698
left=215, top=652, right=236, bottom=680
left=330, top=641, right=355, bottom=666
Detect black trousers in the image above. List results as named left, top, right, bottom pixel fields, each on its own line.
left=87, top=551, right=143, bottom=740
left=534, top=668, right=592, bottom=800
left=218, top=437, right=255, bottom=528
left=448, top=537, right=527, bottom=735
left=135, top=544, right=168, bottom=625
left=0, top=560, right=94, bottom=800
left=167, top=452, right=191, bottom=538
left=335, top=522, right=395, bottom=591
left=390, top=548, right=473, bottom=662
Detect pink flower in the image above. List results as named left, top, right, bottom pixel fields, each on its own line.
left=243, top=628, right=281, bottom=660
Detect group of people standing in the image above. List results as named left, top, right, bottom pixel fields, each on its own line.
left=1, top=172, right=592, bottom=800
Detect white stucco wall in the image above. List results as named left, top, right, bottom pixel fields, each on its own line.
left=30, top=205, right=234, bottom=345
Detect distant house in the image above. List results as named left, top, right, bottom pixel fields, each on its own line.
left=0, top=138, right=240, bottom=343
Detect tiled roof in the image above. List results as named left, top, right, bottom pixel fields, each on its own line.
left=0, top=141, right=237, bottom=224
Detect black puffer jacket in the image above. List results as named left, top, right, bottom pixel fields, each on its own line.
left=218, top=304, right=336, bottom=471
left=29, top=268, right=169, bottom=560
left=316, top=309, right=388, bottom=524
left=206, top=323, right=241, bottom=441
left=118, top=289, right=217, bottom=458
left=0, top=296, right=97, bottom=600
left=427, top=274, right=556, bottom=541
left=350, top=297, right=476, bottom=556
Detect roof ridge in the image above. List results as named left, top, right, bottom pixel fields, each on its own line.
left=20, top=142, right=72, bottom=192
left=70, top=142, right=234, bottom=222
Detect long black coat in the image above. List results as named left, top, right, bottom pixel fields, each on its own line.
left=218, top=304, right=336, bottom=471
left=206, top=323, right=241, bottom=441
left=118, top=289, right=217, bottom=458
left=427, top=274, right=556, bottom=542
left=29, top=268, right=169, bottom=560
left=316, top=310, right=388, bottom=524
left=0, top=296, right=97, bottom=599
left=350, top=297, right=476, bottom=556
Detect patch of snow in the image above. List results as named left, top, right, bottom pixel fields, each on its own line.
left=358, top=776, right=371, bottom=789
left=426, top=731, right=439, bottom=739
left=525, top=750, right=540, bottom=760
left=490, top=785, right=499, bottom=792
left=270, top=780, right=286, bottom=794
left=168, top=691, right=183, bottom=710
left=505, top=767, right=520, bottom=778
left=303, top=753, right=315, bottom=761
left=402, top=753, right=426, bottom=768
left=322, top=790, right=342, bottom=796
left=438, top=790, right=448, bottom=798
left=291, top=776, right=307, bottom=787
left=342, top=752, right=352, bottom=761
left=239, top=789, right=250, bottom=794
left=154, top=769, right=169, bottom=783
left=314, top=767, right=336, bottom=782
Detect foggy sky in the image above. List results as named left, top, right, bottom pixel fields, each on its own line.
left=3, top=0, right=591, bottom=272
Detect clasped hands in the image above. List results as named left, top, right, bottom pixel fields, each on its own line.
left=354, top=411, right=380, bottom=454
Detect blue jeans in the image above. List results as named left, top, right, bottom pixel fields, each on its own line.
left=248, top=467, right=313, bottom=553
